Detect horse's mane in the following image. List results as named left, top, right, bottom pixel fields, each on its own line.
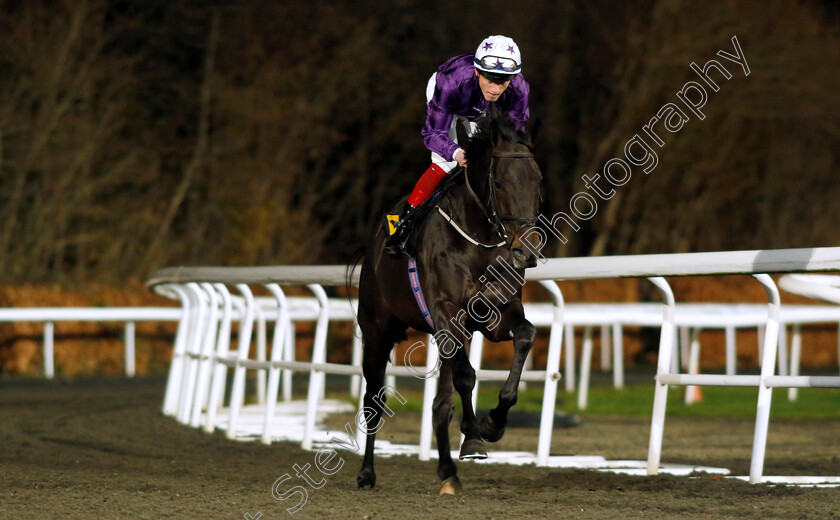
left=463, top=107, right=528, bottom=165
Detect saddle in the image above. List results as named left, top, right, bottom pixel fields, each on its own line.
left=383, top=167, right=466, bottom=257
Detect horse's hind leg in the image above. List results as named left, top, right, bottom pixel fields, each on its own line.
left=479, top=310, right=536, bottom=443
left=356, top=317, right=403, bottom=489
left=432, top=363, right=462, bottom=495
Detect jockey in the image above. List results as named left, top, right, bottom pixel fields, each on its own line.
left=384, top=34, right=531, bottom=256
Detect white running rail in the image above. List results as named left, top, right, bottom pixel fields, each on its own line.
left=0, top=307, right=182, bottom=378
left=147, top=246, right=840, bottom=484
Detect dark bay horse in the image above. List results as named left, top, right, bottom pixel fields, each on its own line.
left=352, top=111, right=543, bottom=495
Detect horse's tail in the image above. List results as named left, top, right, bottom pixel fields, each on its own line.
left=345, top=244, right=365, bottom=319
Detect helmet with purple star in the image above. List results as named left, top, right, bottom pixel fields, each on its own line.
left=473, top=35, right=522, bottom=83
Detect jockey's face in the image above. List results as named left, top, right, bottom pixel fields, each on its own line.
left=475, top=69, right=512, bottom=102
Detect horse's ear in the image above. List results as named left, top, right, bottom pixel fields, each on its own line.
left=455, top=118, right=470, bottom=151
left=528, top=118, right=542, bottom=147
left=490, top=119, right=502, bottom=147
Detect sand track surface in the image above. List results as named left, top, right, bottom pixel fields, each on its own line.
left=2, top=377, right=839, bottom=519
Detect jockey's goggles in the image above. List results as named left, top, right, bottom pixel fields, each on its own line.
left=474, top=55, right=521, bottom=74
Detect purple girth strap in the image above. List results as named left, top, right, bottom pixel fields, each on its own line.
left=408, top=258, right=434, bottom=329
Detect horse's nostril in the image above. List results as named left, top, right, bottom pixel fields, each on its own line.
left=512, top=247, right=537, bottom=269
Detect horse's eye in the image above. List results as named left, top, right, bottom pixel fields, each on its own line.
left=494, top=181, right=502, bottom=189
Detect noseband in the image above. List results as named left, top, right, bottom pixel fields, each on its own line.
left=464, top=150, right=540, bottom=246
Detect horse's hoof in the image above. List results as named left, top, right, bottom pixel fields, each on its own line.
left=479, top=414, right=506, bottom=443
left=439, top=477, right=463, bottom=495
left=458, top=438, right=487, bottom=460
left=357, top=468, right=376, bottom=488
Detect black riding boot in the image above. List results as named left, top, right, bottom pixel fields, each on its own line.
left=384, top=203, right=416, bottom=256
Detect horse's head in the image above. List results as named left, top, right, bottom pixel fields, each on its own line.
left=460, top=112, right=543, bottom=268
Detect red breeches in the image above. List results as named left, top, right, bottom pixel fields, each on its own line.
left=408, top=163, right=447, bottom=207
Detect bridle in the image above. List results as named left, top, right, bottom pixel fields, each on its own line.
left=462, top=150, right=540, bottom=247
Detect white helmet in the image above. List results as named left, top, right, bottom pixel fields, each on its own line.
left=474, top=35, right=522, bottom=75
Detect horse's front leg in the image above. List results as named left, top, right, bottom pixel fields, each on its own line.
left=479, top=305, right=536, bottom=443
left=435, top=301, right=486, bottom=461
left=450, top=337, right=487, bottom=460
left=431, top=363, right=462, bottom=495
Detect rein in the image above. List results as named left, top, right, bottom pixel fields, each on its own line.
left=457, top=150, right=538, bottom=247
left=435, top=205, right=507, bottom=249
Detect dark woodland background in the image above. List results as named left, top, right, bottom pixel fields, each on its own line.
left=1, top=0, right=839, bottom=283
